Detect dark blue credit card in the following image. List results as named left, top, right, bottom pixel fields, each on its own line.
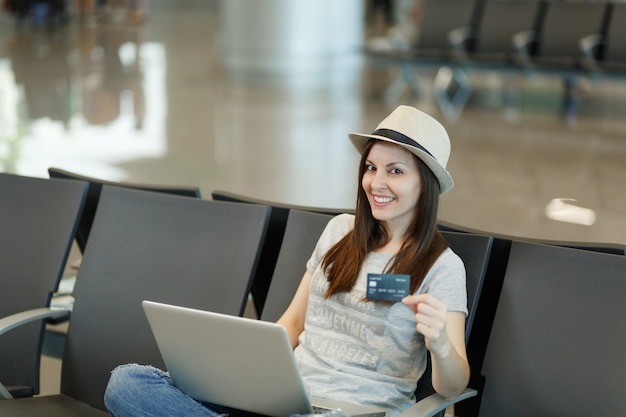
left=366, top=273, right=410, bottom=302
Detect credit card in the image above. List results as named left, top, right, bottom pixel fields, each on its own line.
left=366, top=273, right=410, bottom=302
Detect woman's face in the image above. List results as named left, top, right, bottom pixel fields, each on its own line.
left=361, top=141, right=422, bottom=234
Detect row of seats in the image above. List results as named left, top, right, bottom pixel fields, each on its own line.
left=366, top=0, right=626, bottom=119
left=411, top=0, right=624, bottom=71
left=0, top=171, right=625, bottom=416
left=0, top=172, right=271, bottom=416
left=212, top=190, right=626, bottom=417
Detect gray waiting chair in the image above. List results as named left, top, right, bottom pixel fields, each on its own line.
left=437, top=218, right=624, bottom=416
left=581, top=2, right=626, bottom=77
left=513, top=0, right=609, bottom=72
left=413, top=0, right=484, bottom=61
left=0, top=186, right=270, bottom=416
left=259, top=209, right=336, bottom=322
left=477, top=241, right=626, bottom=416
left=450, top=0, right=545, bottom=67
left=48, top=167, right=201, bottom=253
left=211, top=189, right=352, bottom=317
left=0, top=173, right=87, bottom=399
left=364, top=0, right=482, bottom=114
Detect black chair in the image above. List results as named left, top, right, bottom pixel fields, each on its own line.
left=260, top=211, right=493, bottom=416
left=513, top=0, right=609, bottom=72
left=476, top=241, right=626, bottom=416
left=437, top=219, right=625, bottom=255
left=437, top=219, right=624, bottom=417
left=413, top=231, right=493, bottom=414
left=364, top=0, right=483, bottom=105
left=412, top=0, right=484, bottom=62
left=581, top=2, right=626, bottom=77
left=450, top=0, right=545, bottom=67
left=0, top=186, right=270, bottom=416
left=364, top=0, right=483, bottom=62
left=48, top=167, right=201, bottom=253
left=415, top=0, right=485, bottom=118
left=211, top=189, right=352, bottom=317
left=442, top=232, right=492, bottom=343
left=259, top=209, right=334, bottom=322
left=597, top=2, right=626, bottom=71
left=211, top=189, right=351, bottom=216
left=511, top=0, right=611, bottom=119
left=0, top=173, right=87, bottom=399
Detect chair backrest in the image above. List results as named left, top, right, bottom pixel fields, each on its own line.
left=259, top=209, right=334, bottom=322
left=473, top=0, right=544, bottom=57
left=259, top=212, right=494, bottom=408
left=535, top=1, right=608, bottom=63
left=415, top=231, right=494, bottom=402
left=59, top=186, right=270, bottom=410
left=48, top=167, right=201, bottom=253
left=0, top=173, right=87, bottom=397
left=440, top=231, right=493, bottom=337
left=437, top=219, right=625, bottom=255
left=478, top=241, right=626, bottom=417
left=416, top=0, right=483, bottom=54
left=211, top=189, right=352, bottom=317
left=603, top=2, right=626, bottom=63
left=438, top=219, right=624, bottom=417
left=211, top=190, right=351, bottom=216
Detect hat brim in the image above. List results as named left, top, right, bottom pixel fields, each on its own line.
left=348, top=132, right=454, bottom=194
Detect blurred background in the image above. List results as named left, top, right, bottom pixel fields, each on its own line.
left=0, top=0, right=624, bottom=247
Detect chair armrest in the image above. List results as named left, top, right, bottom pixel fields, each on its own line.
left=0, top=307, right=71, bottom=337
left=449, top=26, right=473, bottom=49
left=0, top=308, right=70, bottom=400
left=512, top=30, right=538, bottom=68
left=0, top=383, right=13, bottom=400
left=398, top=388, right=477, bottom=417
left=580, top=33, right=603, bottom=59
left=512, top=30, right=537, bottom=53
left=580, top=33, right=603, bottom=72
left=448, top=26, right=474, bottom=62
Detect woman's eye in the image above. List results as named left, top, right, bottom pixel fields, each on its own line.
left=365, top=164, right=376, bottom=171
left=390, top=168, right=403, bottom=175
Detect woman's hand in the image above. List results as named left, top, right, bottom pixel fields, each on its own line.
left=402, top=294, right=450, bottom=355
left=402, top=294, right=470, bottom=398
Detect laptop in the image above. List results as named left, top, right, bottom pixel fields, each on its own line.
left=142, top=300, right=387, bottom=417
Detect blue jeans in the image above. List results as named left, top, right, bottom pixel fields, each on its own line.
left=105, top=363, right=345, bottom=417
left=104, top=364, right=225, bottom=417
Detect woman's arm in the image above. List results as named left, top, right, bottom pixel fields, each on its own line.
left=402, top=294, right=470, bottom=398
left=276, top=270, right=312, bottom=349
left=429, top=311, right=469, bottom=398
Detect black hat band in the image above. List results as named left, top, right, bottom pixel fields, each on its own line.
left=371, top=128, right=437, bottom=161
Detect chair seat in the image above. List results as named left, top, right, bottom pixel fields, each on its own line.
left=5, top=386, right=33, bottom=399
left=599, top=60, right=626, bottom=73
left=0, top=395, right=109, bottom=417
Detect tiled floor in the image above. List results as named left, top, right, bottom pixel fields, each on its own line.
left=1, top=0, right=625, bottom=398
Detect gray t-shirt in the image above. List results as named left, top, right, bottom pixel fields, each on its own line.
left=294, top=214, right=467, bottom=417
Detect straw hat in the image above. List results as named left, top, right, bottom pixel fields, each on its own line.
left=348, top=105, right=453, bottom=194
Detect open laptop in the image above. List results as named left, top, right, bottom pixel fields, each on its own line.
left=142, top=300, right=387, bottom=417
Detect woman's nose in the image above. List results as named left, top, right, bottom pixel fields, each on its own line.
left=371, top=171, right=387, bottom=190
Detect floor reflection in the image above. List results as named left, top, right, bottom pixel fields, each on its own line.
left=0, top=0, right=624, bottom=245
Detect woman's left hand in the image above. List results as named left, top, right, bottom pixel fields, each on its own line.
left=402, top=294, right=450, bottom=356
left=403, top=294, right=470, bottom=398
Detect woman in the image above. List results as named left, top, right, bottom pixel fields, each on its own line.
left=104, top=105, right=469, bottom=417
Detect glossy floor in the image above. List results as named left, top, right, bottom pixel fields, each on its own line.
left=1, top=1, right=624, bottom=247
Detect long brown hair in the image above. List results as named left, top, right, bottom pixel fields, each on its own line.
left=321, top=139, right=448, bottom=299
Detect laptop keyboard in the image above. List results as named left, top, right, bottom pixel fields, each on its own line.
left=312, top=405, right=336, bottom=415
